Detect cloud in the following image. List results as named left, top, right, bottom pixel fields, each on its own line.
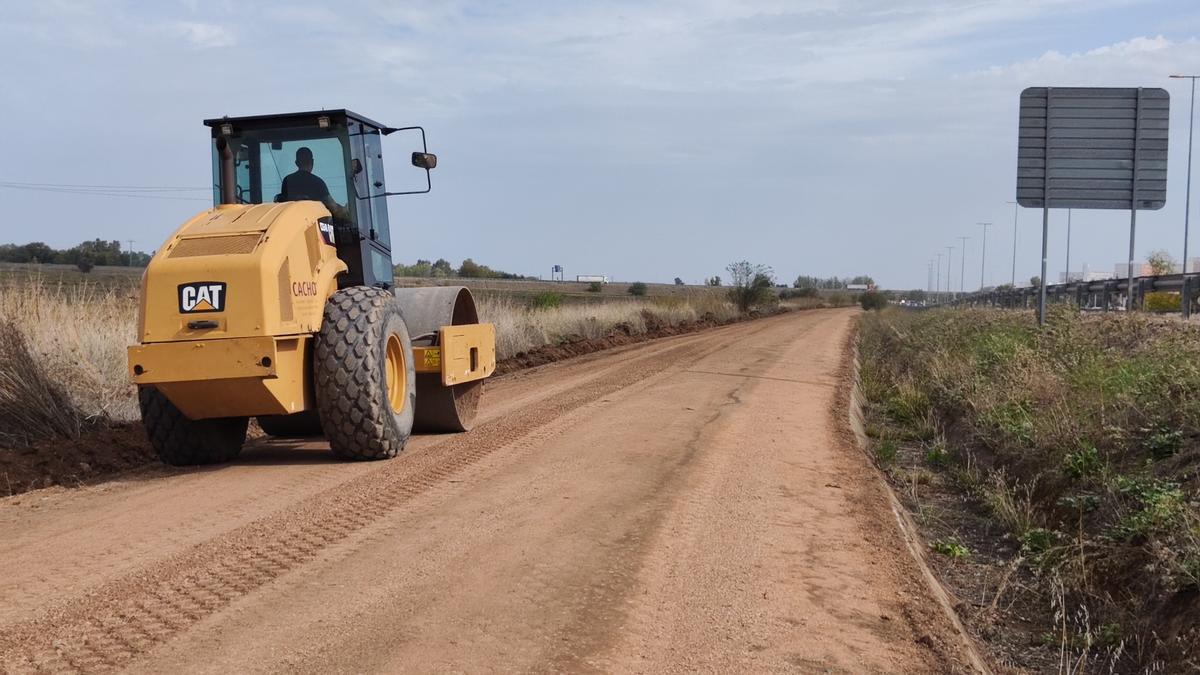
left=165, top=21, right=235, bottom=49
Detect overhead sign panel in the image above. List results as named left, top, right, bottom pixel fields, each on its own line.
left=1017, top=87, right=1169, bottom=210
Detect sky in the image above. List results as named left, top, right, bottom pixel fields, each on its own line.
left=4, top=0, right=1200, bottom=289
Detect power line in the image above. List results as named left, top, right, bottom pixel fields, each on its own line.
left=0, top=182, right=210, bottom=202
left=0, top=180, right=209, bottom=192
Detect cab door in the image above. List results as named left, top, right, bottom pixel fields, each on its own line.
left=349, top=122, right=394, bottom=288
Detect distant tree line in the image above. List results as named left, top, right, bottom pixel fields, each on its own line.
left=793, top=274, right=875, bottom=289
left=0, top=240, right=151, bottom=268
left=394, top=258, right=532, bottom=280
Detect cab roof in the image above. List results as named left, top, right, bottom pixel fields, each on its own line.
left=202, top=109, right=390, bottom=133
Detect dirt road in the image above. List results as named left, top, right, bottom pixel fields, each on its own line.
left=0, top=308, right=968, bottom=673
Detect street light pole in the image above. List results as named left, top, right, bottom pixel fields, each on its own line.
left=946, top=246, right=955, bottom=299
left=935, top=253, right=943, bottom=300
left=977, top=223, right=991, bottom=290
left=957, top=236, right=969, bottom=292
left=1006, top=201, right=1019, bottom=285
left=1065, top=209, right=1071, bottom=283
left=1171, top=75, right=1198, bottom=279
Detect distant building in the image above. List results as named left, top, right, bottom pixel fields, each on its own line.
left=1110, top=258, right=1200, bottom=277
left=576, top=275, right=609, bottom=283
left=1059, top=265, right=1114, bottom=283
left=846, top=283, right=873, bottom=291
left=1115, top=262, right=1155, bottom=278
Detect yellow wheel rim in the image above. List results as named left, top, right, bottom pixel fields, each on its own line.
left=385, top=333, right=407, bottom=414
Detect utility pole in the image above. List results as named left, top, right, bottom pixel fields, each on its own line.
left=977, top=222, right=991, bottom=290
left=1006, top=201, right=1019, bottom=286
left=957, top=236, right=969, bottom=292
left=126, top=239, right=136, bottom=266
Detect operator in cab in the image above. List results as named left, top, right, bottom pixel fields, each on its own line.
left=279, top=146, right=350, bottom=221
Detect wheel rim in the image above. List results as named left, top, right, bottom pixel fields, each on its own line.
left=385, top=333, right=407, bottom=414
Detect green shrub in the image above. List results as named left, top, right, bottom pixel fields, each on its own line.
left=1019, top=527, right=1057, bottom=553
left=859, top=290, right=887, bottom=311
left=587, top=281, right=602, bottom=293
left=530, top=291, right=564, bottom=310
left=931, top=538, right=970, bottom=560
left=1063, top=444, right=1102, bottom=480
left=875, top=438, right=898, bottom=464
left=925, top=442, right=948, bottom=467
left=1109, top=475, right=1187, bottom=541
left=1144, top=291, right=1180, bottom=313
left=628, top=282, right=648, bottom=297
left=1145, top=427, right=1183, bottom=459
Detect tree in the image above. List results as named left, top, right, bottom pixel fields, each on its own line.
left=628, top=282, right=648, bottom=296
left=794, top=274, right=850, bottom=289
left=1030, top=275, right=1041, bottom=287
left=706, top=276, right=722, bottom=287
left=431, top=258, right=454, bottom=277
left=458, top=258, right=484, bottom=278
left=673, top=277, right=684, bottom=285
left=1147, top=249, right=1176, bottom=276
left=849, top=275, right=875, bottom=286
left=587, top=281, right=602, bottom=292
left=76, top=257, right=95, bottom=273
left=21, top=242, right=54, bottom=264
left=726, top=261, right=775, bottom=312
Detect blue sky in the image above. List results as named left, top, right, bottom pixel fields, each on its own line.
left=4, top=0, right=1200, bottom=288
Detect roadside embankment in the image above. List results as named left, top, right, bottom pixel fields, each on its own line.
left=857, top=306, right=1199, bottom=673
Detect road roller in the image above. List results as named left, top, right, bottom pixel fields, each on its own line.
left=127, top=109, right=495, bottom=465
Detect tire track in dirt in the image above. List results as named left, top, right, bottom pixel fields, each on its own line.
left=0, top=313, right=792, bottom=674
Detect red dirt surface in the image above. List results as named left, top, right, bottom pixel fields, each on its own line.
left=0, top=308, right=972, bottom=672
left=0, top=423, right=152, bottom=496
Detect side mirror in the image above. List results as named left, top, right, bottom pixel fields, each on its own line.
left=412, top=152, right=437, bottom=170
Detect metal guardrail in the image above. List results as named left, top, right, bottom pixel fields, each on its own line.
left=932, top=273, right=1200, bottom=318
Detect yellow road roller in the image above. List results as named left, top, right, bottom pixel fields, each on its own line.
left=127, top=110, right=495, bottom=465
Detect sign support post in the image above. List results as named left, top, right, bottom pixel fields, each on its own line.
left=1016, top=86, right=1168, bottom=323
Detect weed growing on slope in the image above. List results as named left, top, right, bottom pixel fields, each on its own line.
left=859, top=307, right=1200, bottom=672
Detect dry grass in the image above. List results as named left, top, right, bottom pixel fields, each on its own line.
left=0, top=276, right=745, bottom=441
left=0, top=275, right=140, bottom=430
left=478, top=292, right=738, bottom=359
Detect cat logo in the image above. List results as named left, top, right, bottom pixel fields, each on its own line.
left=178, top=282, right=227, bottom=313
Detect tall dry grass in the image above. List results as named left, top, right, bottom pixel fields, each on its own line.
left=0, top=276, right=140, bottom=431
left=0, top=277, right=744, bottom=440
left=478, top=292, right=738, bottom=359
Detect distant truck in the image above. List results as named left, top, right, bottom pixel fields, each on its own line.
left=576, top=275, right=609, bottom=283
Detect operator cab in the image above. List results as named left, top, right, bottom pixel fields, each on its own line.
left=203, top=109, right=436, bottom=289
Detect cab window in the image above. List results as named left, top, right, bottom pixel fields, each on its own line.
left=211, top=127, right=356, bottom=226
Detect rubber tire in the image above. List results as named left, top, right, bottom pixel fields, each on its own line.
left=314, top=286, right=416, bottom=460
left=256, top=411, right=324, bottom=438
left=138, top=386, right=248, bottom=466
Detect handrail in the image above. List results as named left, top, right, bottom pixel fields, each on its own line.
left=929, top=272, right=1200, bottom=318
